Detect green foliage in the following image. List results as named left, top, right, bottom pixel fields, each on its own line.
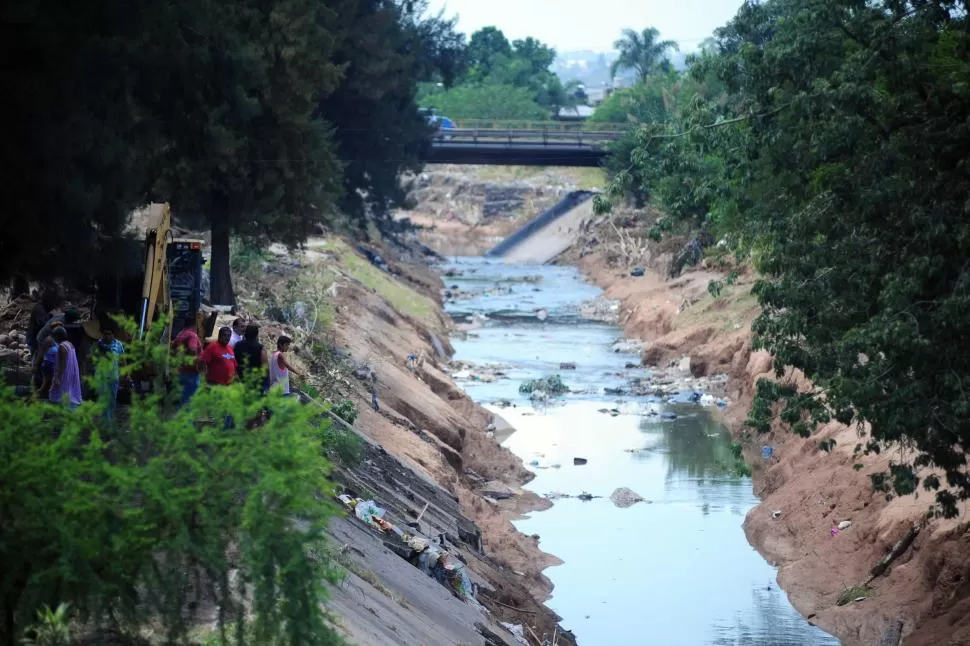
left=3, top=0, right=466, bottom=300
left=0, top=317, right=345, bottom=646
left=708, top=280, right=724, bottom=299
left=422, top=26, right=573, bottom=120
left=606, top=2, right=970, bottom=518
left=320, top=0, right=465, bottom=232
left=422, top=84, right=550, bottom=121
left=21, top=604, right=70, bottom=646
left=331, top=399, right=359, bottom=425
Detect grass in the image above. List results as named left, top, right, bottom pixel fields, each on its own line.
left=677, top=287, right=761, bottom=332
left=837, top=584, right=874, bottom=606
left=317, top=238, right=437, bottom=325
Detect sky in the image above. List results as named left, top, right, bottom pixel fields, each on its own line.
left=425, top=0, right=746, bottom=53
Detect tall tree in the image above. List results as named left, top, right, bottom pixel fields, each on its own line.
left=2, top=0, right=154, bottom=285
left=466, top=26, right=512, bottom=80
left=320, top=0, right=456, bottom=232
left=144, top=0, right=346, bottom=304
left=610, top=27, right=679, bottom=84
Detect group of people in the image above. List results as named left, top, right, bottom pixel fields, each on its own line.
left=26, top=294, right=301, bottom=415
left=172, top=316, right=303, bottom=406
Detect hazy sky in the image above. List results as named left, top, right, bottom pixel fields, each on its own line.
left=426, top=0, right=746, bottom=52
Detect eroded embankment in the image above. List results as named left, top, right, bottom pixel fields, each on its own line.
left=557, top=221, right=970, bottom=646
left=231, top=235, right=572, bottom=645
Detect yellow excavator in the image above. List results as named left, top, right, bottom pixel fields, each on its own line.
left=136, top=202, right=216, bottom=342
left=84, top=202, right=216, bottom=392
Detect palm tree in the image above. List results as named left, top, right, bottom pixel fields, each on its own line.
left=610, top=27, right=679, bottom=85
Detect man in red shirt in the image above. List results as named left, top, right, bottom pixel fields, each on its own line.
left=200, top=326, right=237, bottom=386
left=173, top=316, right=203, bottom=405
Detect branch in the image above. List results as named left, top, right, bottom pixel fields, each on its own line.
left=646, top=103, right=790, bottom=140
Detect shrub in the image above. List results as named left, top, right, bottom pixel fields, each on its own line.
left=0, top=318, right=344, bottom=646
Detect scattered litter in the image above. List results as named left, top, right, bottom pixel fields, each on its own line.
left=501, top=623, right=530, bottom=646
left=354, top=500, right=387, bottom=528
left=610, top=487, right=646, bottom=508
left=519, top=375, right=568, bottom=396
left=762, top=446, right=774, bottom=460
left=573, top=457, right=588, bottom=466
left=630, top=267, right=645, bottom=277
left=838, top=520, right=852, bottom=530
left=771, top=510, right=782, bottom=519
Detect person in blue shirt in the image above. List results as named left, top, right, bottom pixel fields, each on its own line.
left=93, top=323, right=125, bottom=421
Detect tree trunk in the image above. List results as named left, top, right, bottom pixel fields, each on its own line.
left=209, top=203, right=235, bottom=306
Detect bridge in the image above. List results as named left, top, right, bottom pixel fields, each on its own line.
left=422, top=126, right=623, bottom=167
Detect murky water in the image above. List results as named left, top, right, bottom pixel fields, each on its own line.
left=442, top=257, right=839, bottom=646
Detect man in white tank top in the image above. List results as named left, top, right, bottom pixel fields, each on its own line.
left=269, top=335, right=302, bottom=395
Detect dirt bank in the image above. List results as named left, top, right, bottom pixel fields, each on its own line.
left=558, top=217, right=970, bottom=646
left=400, top=166, right=603, bottom=256
left=231, top=233, right=574, bottom=644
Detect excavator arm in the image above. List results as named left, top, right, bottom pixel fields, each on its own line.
left=138, top=203, right=172, bottom=339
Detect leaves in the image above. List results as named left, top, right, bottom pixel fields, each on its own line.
left=0, top=317, right=344, bottom=645
left=606, top=4, right=970, bottom=517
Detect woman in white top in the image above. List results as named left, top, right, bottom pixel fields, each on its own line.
left=269, top=335, right=301, bottom=395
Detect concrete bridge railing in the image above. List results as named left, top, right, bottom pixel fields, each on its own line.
left=434, top=128, right=622, bottom=145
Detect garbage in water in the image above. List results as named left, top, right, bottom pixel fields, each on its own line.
left=610, top=487, right=646, bottom=508
left=573, top=457, right=588, bottom=466
left=559, top=362, right=577, bottom=370
left=519, top=374, right=568, bottom=396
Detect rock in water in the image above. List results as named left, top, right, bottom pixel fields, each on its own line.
left=610, top=487, right=645, bottom=508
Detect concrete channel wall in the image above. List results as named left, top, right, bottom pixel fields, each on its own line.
left=485, top=190, right=596, bottom=263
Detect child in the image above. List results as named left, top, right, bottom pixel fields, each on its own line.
left=269, top=336, right=304, bottom=396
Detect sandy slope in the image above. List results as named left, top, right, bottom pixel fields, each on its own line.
left=558, top=225, right=970, bottom=646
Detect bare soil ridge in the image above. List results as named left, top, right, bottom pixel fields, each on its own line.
left=558, top=217, right=970, bottom=646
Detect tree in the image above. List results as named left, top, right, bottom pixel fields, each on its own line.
left=420, top=84, right=549, bottom=120
left=512, top=37, right=556, bottom=76
left=466, top=26, right=512, bottom=80
left=600, top=0, right=970, bottom=517
left=143, top=0, right=346, bottom=305
left=610, top=27, right=679, bottom=84
left=1, top=0, right=156, bottom=286
left=319, top=0, right=466, bottom=232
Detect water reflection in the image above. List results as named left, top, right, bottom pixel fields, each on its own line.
left=639, top=408, right=738, bottom=479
